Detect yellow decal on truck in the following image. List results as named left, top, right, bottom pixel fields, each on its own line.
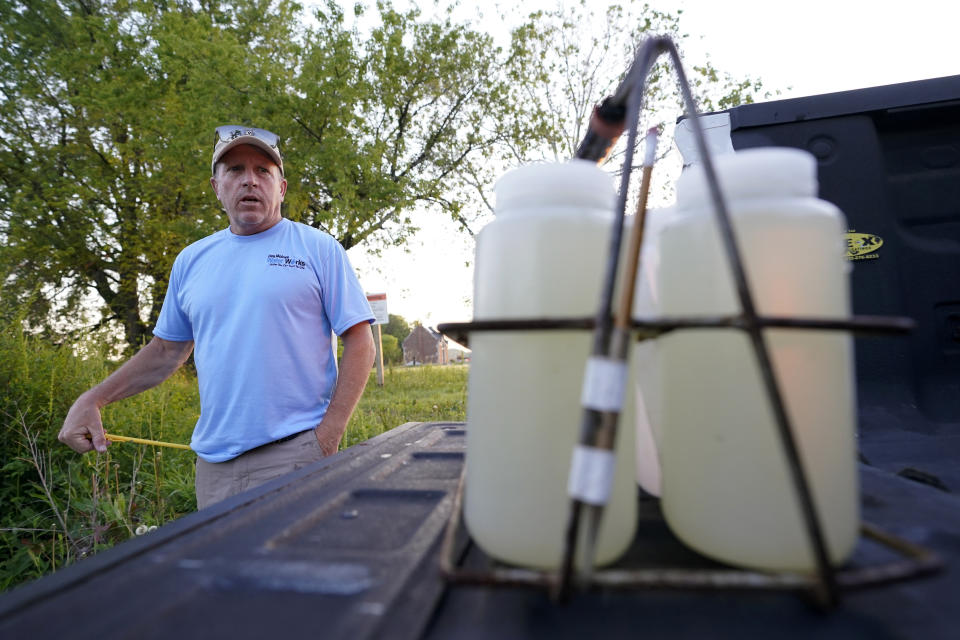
left=846, top=230, right=883, bottom=260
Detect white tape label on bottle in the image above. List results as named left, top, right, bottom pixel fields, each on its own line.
left=580, top=356, right=628, bottom=412
left=567, top=445, right=617, bottom=505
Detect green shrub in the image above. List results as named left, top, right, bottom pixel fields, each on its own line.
left=379, top=333, right=403, bottom=364
left=0, top=314, right=199, bottom=591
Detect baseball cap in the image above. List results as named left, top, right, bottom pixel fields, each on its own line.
left=211, top=125, right=283, bottom=176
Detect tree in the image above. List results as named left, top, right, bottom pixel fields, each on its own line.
left=379, top=314, right=411, bottom=365
left=506, top=1, right=768, bottom=197
left=0, top=0, right=550, bottom=350
left=381, top=313, right=412, bottom=342
left=0, top=0, right=765, bottom=351
left=283, top=0, right=548, bottom=249
left=379, top=333, right=403, bottom=365
left=0, top=0, right=300, bottom=349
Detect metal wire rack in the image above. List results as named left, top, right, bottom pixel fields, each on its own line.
left=436, top=464, right=942, bottom=595
left=435, top=35, right=942, bottom=609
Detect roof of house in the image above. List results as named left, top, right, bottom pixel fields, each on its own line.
left=402, top=325, right=444, bottom=347
left=444, top=336, right=471, bottom=353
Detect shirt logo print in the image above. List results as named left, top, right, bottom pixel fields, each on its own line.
left=267, top=253, right=306, bottom=270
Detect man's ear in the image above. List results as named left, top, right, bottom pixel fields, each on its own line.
left=210, top=176, right=220, bottom=201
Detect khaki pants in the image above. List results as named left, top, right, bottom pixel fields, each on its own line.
left=194, top=430, right=324, bottom=510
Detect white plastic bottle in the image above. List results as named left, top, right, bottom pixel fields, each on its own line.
left=464, top=160, right=637, bottom=570
left=632, top=206, right=675, bottom=497
left=657, top=148, right=858, bottom=573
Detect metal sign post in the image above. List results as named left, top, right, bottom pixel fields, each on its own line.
left=367, top=293, right=388, bottom=386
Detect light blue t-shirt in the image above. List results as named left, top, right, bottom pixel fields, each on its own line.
left=154, top=218, right=374, bottom=462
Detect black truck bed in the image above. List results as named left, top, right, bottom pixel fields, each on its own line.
left=0, top=420, right=956, bottom=640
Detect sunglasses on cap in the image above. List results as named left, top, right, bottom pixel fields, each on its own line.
left=211, top=125, right=284, bottom=176
left=214, top=125, right=281, bottom=149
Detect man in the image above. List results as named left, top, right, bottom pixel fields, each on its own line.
left=59, top=125, right=376, bottom=509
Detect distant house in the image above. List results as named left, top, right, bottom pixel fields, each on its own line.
left=403, top=325, right=448, bottom=365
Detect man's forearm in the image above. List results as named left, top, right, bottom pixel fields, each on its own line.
left=85, top=337, right=194, bottom=406
left=315, top=323, right=375, bottom=455
left=59, top=337, right=194, bottom=453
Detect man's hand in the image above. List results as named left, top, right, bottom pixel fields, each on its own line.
left=314, top=321, right=376, bottom=457
left=314, top=420, right=344, bottom=457
left=59, top=394, right=109, bottom=454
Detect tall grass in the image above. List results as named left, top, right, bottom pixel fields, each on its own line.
left=344, top=364, right=468, bottom=447
left=0, top=317, right=200, bottom=591
left=0, top=316, right=467, bottom=592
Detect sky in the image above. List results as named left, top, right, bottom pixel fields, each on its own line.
left=344, top=0, right=960, bottom=326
